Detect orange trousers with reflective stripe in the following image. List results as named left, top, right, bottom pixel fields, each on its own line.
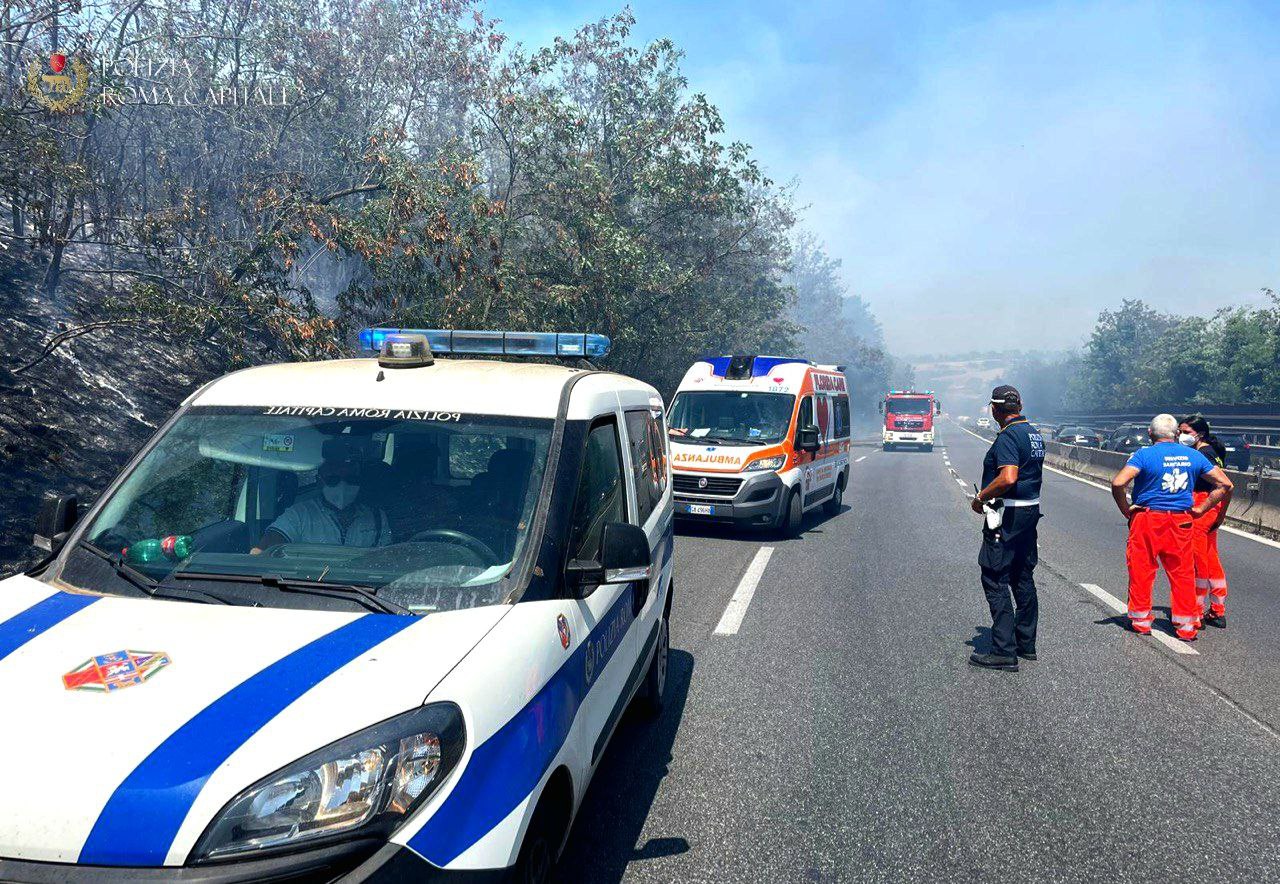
left=1126, top=509, right=1198, bottom=639
left=1191, top=491, right=1228, bottom=616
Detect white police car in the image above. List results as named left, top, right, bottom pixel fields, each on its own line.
left=0, top=329, right=674, bottom=882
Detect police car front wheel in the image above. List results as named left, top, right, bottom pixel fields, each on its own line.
left=637, top=612, right=670, bottom=716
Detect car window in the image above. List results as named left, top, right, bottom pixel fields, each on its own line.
left=624, top=408, right=668, bottom=525
left=798, top=395, right=814, bottom=432
left=834, top=397, right=850, bottom=438
left=449, top=433, right=506, bottom=478
left=65, top=411, right=552, bottom=614
left=569, top=421, right=627, bottom=561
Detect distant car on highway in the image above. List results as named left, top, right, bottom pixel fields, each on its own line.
left=975, top=416, right=992, bottom=429
left=1101, top=423, right=1147, bottom=451
left=1107, top=430, right=1150, bottom=455
left=1054, top=425, right=1102, bottom=447
left=1217, top=434, right=1251, bottom=471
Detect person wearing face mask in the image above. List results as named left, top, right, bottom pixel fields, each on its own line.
left=1110, top=414, right=1232, bottom=641
left=253, top=453, right=391, bottom=553
left=1180, top=414, right=1233, bottom=629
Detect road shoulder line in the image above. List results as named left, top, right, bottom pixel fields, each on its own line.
left=713, top=546, right=774, bottom=636
left=1079, top=583, right=1198, bottom=656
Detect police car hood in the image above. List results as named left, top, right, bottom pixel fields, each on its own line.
left=0, top=575, right=508, bottom=865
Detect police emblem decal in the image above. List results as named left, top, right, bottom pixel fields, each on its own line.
left=63, top=650, right=171, bottom=692
left=556, top=614, right=571, bottom=649
left=26, top=53, right=91, bottom=114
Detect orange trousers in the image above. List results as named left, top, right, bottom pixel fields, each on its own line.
left=1126, top=509, right=1198, bottom=640
left=1191, top=491, right=1228, bottom=618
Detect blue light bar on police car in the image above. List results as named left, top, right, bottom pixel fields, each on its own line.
left=359, top=328, right=611, bottom=359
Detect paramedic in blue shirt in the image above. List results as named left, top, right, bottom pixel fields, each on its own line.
left=969, top=385, right=1044, bottom=672
left=1110, top=414, right=1232, bottom=642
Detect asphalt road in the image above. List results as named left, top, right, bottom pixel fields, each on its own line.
left=559, top=423, right=1280, bottom=883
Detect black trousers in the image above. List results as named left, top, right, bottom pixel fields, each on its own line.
left=978, top=505, right=1040, bottom=657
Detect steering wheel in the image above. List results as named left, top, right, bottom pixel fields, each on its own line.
left=407, top=529, right=500, bottom=564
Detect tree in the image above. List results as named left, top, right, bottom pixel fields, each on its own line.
left=788, top=232, right=890, bottom=413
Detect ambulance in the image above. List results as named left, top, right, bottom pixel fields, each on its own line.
left=0, top=329, right=674, bottom=882
left=667, top=355, right=851, bottom=535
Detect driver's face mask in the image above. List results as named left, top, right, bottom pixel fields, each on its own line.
left=322, top=481, right=360, bottom=509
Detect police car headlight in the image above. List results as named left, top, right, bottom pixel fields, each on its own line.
left=193, top=703, right=464, bottom=862
left=743, top=455, right=785, bottom=473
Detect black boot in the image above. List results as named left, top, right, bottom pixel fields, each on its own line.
left=1204, top=610, right=1227, bottom=629
left=969, top=652, right=1019, bottom=672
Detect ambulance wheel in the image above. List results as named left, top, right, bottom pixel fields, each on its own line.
left=824, top=478, right=844, bottom=516
left=777, top=488, right=803, bottom=538
left=637, top=609, right=669, bottom=717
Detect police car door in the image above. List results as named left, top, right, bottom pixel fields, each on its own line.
left=621, top=404, right=671, bottom=667
left=566, top=412, right=639, bottom=766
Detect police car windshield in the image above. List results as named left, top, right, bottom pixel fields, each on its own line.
left=886, top=398, right=931, bottom=415
left=60, top=408, right=552, bottom=614
left=667, top=391, right=795, bottom=444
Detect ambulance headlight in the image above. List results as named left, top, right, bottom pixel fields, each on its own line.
left=742, top=455, right=785, bottom=473
left=193, top=703, right=464, bottom=862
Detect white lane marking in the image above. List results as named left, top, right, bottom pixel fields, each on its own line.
left=952, top=422, right=1280, bottom=551
left=1218, top=523, right=1280, bottom=550
left=855, top=455, right=867, bottom=463
left=1079, top=583, right=1198, bottom=656
left=714, top=547, right=774, bottom=636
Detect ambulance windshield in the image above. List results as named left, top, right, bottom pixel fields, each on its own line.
left=668, top=391, right=795, bottom=444
left=57, top=407, right=552, bottom=614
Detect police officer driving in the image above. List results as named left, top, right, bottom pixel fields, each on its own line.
left=969, top=385, right=1045, bottom=672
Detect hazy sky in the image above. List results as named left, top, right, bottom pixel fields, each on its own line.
left=487, top=0, right=1279, bottom=356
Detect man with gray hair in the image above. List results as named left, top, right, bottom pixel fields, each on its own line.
left=1110, top=414, right=1233, bottom=641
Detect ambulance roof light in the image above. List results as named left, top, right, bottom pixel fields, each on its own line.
left=705, top=355, right=812, bottom=379
left=359, top=328, right=611, bottom=360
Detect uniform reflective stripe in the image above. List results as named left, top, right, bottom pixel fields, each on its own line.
left=1128, top=610, right=1152, bottom=620
left=999, top=498, right=1041, bottom=508
left=1209, top=579, right=1228, bottom=589
left=79, top=614, right=416, bottom=866
left=1195, top=579, right=1212, bottom=589
left=1171, top=614, right=1197, bottom=625
left=0, top=592, right=98, bottom=663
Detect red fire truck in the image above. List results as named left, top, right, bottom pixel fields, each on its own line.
left=880, top=390, right=940, bottom=451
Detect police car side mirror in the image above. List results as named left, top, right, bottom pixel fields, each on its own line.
left=565, top=522, right=651, bottom=598
left=601, top=522, right=652, bottom=584
left=34, top=493, right=78, bottom=553
left=796, top=426, right=820, bottom=453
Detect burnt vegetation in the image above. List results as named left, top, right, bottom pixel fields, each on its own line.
left=0, top=1, right=891, bottom=569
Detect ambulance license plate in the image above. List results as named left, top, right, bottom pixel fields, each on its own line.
left=686, top=504, right=714, bottom=515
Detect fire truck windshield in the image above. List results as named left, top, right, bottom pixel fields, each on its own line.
left=668, top=391, right=796, bottom=445
left=886, top=398, right=932, bottom=415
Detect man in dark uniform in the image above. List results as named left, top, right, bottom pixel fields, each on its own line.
left=969, top=385, right=1044, bottom=672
